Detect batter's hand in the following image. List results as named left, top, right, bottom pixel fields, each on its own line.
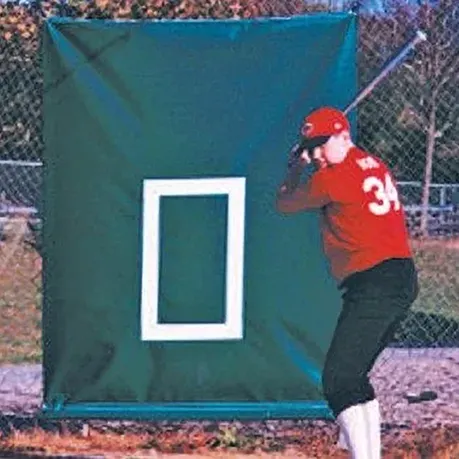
left=287, top=143, right=311, bottom=169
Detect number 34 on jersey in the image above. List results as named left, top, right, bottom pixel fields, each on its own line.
left=362, top=173, right=401, bottom=216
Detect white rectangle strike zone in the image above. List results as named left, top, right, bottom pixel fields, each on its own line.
left=141, top=177, right=246, bottom=341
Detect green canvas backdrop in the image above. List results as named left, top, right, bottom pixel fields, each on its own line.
left=42, top=14, right=357, bottom=419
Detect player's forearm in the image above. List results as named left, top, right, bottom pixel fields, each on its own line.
left=276, top=167, right=306, bottom=213
left=276, top=192, right=304, bottom=213
left=276, top=187, right=315, bottom=213
left=278, top=161, right=304, bottom=194
left=276, top=169, right=330, bottom=213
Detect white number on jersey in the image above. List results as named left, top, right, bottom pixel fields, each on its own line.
left=356, top=156, right=380, bottom=170
left=362, top=173, right=401, bottom=216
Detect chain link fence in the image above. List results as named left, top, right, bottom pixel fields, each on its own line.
left=0, top=0, right=458, bottom=367
left=0, top=2, right=458, bottom=456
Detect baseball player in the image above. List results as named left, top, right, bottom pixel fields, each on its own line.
left=276, top=107, right=418, bottom=458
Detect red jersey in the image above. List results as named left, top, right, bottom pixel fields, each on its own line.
left=277, top=147, right=412, bottom=282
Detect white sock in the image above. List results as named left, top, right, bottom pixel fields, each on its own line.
left=362, top=399, right=381, bottom=459
left=336, top=403, right=371, bottom=459
left=337, top=426, right=349, bottom=450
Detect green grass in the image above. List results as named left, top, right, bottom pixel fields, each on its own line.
left=0, top=241, right=42, bottom=365
left=411, top=239, right=459, bottom=321
left=0, top=239, right=458, bottom=364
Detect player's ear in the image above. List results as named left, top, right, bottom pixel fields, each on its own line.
left=342, top=130, right=351, bottom=141
left=341, top=130, right=353, bottom=147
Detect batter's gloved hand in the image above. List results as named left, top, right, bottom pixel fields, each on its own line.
left=287, top=140, right=311, bottom=170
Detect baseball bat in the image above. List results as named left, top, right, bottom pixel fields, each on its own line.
left=291, top=30, right=427, bottom=157
left=343, top=30, right=427, bottom=115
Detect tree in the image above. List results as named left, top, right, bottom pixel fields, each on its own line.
left=398, top=0, right=459, bottom=236
left=357, top=0, right=459, bottom=237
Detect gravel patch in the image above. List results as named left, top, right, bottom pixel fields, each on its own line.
left=0, top=347, right=457, bottom=427
left=0, top=364, right=42, bottom=415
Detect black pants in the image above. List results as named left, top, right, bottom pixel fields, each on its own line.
left=322, top=258, right=418, bottom=418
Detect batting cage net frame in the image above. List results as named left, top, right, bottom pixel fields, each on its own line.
left=0, top=0, right=458, bottom=361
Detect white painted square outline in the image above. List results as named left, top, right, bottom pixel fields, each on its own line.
left=141, top=177, right=246, bottom=341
